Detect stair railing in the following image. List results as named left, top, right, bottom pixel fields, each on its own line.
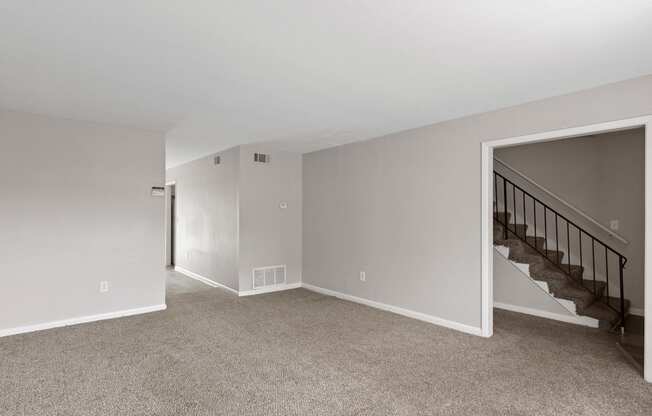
left=493, top=170, right=628, bottom=329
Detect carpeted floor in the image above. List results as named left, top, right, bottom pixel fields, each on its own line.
left=1, top=271, right=650, bottom=415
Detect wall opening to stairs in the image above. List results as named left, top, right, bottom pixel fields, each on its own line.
left=480, top=116, right=652, bottom=382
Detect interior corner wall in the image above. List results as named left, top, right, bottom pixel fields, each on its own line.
left=302, top=74, right=652, bottom=330
left=0, top=110, right=166, bottom=332
left=238, top=144, right=302, bottom=291
left=165, top=146, right=240, bottom=291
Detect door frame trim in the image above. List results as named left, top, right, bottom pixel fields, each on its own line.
left=480, top=115, right=652, bottom=382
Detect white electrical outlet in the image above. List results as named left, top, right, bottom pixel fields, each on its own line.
left=359, top=271, right=366, bottom=282
left=609, top=220, right=619, bottom=231
left=99, top=281, right=109, bottom=293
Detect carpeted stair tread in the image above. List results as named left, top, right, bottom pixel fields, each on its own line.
left=547, top=262, right=584, bottom=281
left=525, top=235, right=547, bottom=250
left=567, top=265, right=585, bottom=280
left=542, top=249, right=565, bottom=265
left=521, top=244, right=565, bottom=264
left=506, top=246, right=548, bottom=265
left=605, top=296, right=631, bottom=313
left=494, top=212, right=511, bottom=223
left=581, top=301, right=620, bottom=322
left=529, top=264, right=569, bottom=283
left=506, top=223, right=528, bottom=239
left=579, top=279, right=607, bottom=299
left=547, top=283, right=596, bottom=311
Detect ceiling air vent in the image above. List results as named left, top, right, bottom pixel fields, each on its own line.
left=213, top=155, right=221, bottom=165
left=253, top=153, right=269, bottom=163
left=252, top=265, right=286, bottom=289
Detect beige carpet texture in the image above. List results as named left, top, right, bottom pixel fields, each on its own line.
left=1, top=271, right=650, bottom=416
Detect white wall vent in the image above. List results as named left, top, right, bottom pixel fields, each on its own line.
left=253, top=153, right=269, bottom=163
left=252, top=264, right=286, bottom=288
left=213, top=155, right=221, bottom=165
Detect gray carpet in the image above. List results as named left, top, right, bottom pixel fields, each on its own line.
left=1, top=271, right=650, bottom=415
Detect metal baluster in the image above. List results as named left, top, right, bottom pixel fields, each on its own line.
left=494, top=174, right=497, bottom=216
left=592, top=238, right=596, bottom=294
left=513, top=182, right=516, bottom=235
left=522, top=191, right=526, bottom=240
left=619, top=256, right=625, bottom=330
left=503, top=177, right=508, bottom=240
left=555, top=214, right=559, bottom=265
left=544, top=206, right=548, bottom=257
left=567, top=221, right=571, bottom=275
left=533, top=200, right=537, bottom=249
left=579, top=230, right=583, bottom=287
left=605, top=247, right=610, bottom=303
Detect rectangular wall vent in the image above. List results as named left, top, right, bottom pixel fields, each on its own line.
left=213, top=155, right=221, bottom=165
left=252, top=265, right=286, bottom=289
left=253, top=153, right=269, bottom=163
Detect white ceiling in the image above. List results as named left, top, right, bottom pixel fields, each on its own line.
left=1, top=1, right=652, bottom=167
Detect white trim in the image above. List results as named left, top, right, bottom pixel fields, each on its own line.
left=0, top=304, right=166, bottom=338
left=301, top=283, right=483, bottom=336
left=645, top=121, right=652, bottom=382
left=629, top=307, right=645, bottom=317
left=239, top=282, right=301, bottom=297
left=485, top=118, right=649, bottom=148
left=165, top=180, right=176, bottom=186
left=494, top=302, right=599, bottom=328
left=174, top=266, right=239, bottom=295
left=481, top=142, right=494, bottom=337
left=481, top=115, right=652, bottom=382
left=494, top=157, right=629, bottom=245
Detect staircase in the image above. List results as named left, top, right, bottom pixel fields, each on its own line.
left=494, top=212, right=628, bottom=327
left=493, top=170, right=630, bottom=330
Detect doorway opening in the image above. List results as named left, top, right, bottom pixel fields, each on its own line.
left=481, top=116, right=652, bottom=382
left=165, top=182, right=176, bottom=268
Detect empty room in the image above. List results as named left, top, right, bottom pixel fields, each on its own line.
left=1, top=2, right=652, bottom=415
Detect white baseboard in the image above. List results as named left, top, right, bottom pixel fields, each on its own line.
left=238, top=282, right=302, bottom=297
left=301, top=283, right=482, bottom=336
left=629, top=307, right=645, bottom=317
left=494, top=302, right=599, bottom=328
left=174, top=266, right=239, bottom=295
left=0, top=304, right=167, bottom=338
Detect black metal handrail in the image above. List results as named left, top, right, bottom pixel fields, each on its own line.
left=493, top=169, right=628, bottom=329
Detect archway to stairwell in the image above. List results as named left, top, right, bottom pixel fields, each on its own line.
left=480, top=116, right=652, bottom=382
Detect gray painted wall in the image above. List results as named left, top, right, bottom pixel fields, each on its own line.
left=303, top=74, right=652, bottom=330
left=495, top=129, right=645, bottom=311
left=493, top=250, right=574, bottom=317
left=238, top=144, right=302, bottom=291
left=0, top=110, right=166, bottom=331
left=166, top=145, right=302, bottom=292
left=166, top=147, right=240, bottom=291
